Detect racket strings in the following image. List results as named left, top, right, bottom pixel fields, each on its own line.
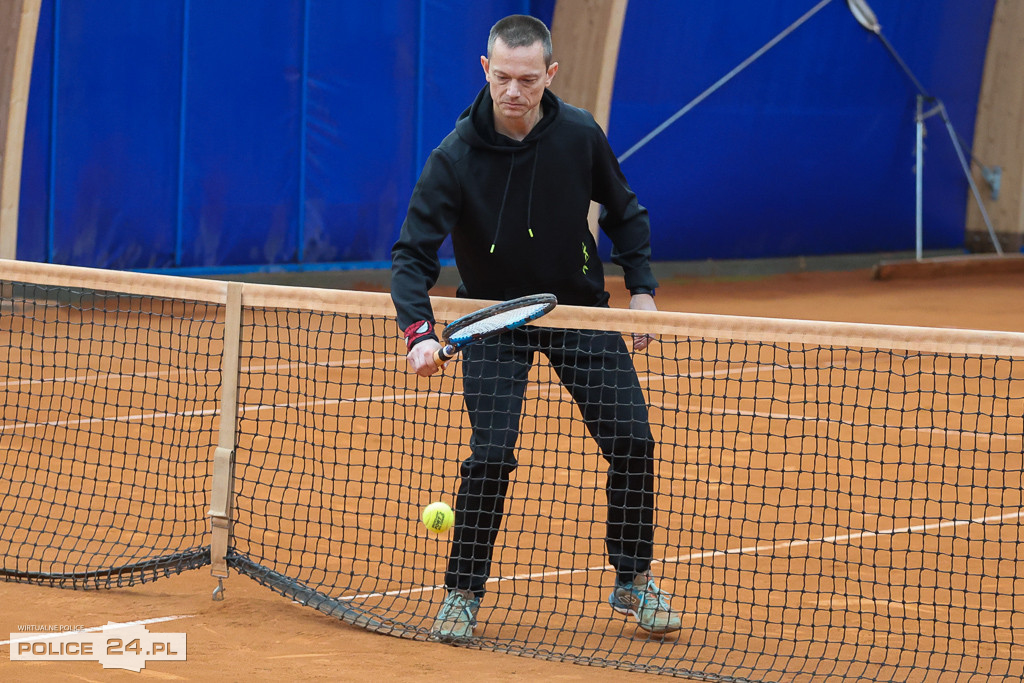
left=447, top=304, right=551, bottom=342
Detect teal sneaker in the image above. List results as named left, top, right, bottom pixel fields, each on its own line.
left=608, top=570, right=683, bottom=634
left=431, top=589, right=479, bottom=642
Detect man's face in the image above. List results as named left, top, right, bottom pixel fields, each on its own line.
left=481, top=38, right=558, bottom=125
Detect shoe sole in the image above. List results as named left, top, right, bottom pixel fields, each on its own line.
left=429, top=631, right=475, bottom=643
left=429, top=620, right=477, bottom=643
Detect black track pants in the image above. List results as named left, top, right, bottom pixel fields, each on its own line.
left=445, top=327, right=656, bottom=596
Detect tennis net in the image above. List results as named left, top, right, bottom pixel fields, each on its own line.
left=2, top=259, right=1022, bottom=681
left=0, top=263, right=222, bottom=587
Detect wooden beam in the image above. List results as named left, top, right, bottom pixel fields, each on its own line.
left=0, top=0, right=41, bottom=260
left=965, top=0, right=1024, bottom=254
left=873, top=253, right=1024, bottom=280
left=549, top=0, right=628, bottom=131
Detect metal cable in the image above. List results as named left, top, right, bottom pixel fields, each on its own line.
left=617, top=0, right=837, bottom=164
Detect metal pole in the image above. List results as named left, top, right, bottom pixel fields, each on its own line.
left=938, top=102, right=1003, bottom=255
left=915, top=96, right=924, bottom=261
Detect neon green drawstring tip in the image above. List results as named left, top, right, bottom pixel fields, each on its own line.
left=489, top=244, right=495, bottom=253
left=528, top=229, right=534, bottom=238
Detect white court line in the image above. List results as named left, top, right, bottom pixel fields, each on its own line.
left=0, top=354, right=400, bottom=391
left=341, top=508, right=1024, bottom=602
left=664, top=509, right=1024, bottom=564
left=0, top=387, right=455, bottom=434
left=530, top=363, right=831, bottom=398
left=0, top=357, right=773, bottom=426
left=0, top=614, right=194, bottom=646
left=645, top=362, right=1022, bottom=442
left=4, top=361, right=1017, bottom=446
left=536, top=361, right=1020, bottom=444
left=650, top=399, right=1022, bottom=444
left=641, top=362, right=826, bottom=385
left=0, top=405, right=220, bottom=434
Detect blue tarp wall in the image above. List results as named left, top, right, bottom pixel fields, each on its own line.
left=16, top=0, right=997, bottom=271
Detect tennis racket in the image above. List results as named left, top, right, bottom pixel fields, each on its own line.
left=433, top=293, right=557, bottom=367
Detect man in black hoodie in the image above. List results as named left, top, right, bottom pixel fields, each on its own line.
left=391, top=14, right=681, bottom=641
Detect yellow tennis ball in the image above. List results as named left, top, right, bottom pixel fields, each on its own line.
left=422, top=501, right=454, bottom=534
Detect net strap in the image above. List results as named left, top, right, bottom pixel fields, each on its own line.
left=209, top=282, right=243, bottom=579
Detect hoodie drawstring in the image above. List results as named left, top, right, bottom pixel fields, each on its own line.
left=526, top=145, right=539, bottom=239
left=490, top=145, right=540, bottom=253
left=491, top=153, right=516, bottom=253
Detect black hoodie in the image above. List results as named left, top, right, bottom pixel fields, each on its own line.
left=391, top=85, right=658, bottom=332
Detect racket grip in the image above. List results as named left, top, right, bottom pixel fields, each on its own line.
left=433, top=344, right=457, bottom=367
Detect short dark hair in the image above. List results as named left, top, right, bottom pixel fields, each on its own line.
left=487, top=15, right=553, bottom=66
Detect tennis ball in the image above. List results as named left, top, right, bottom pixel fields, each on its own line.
left=422, top=501, right=454, bottom=534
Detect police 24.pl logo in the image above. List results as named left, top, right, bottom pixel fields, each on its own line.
left=11, top=622, right=186, bottom=672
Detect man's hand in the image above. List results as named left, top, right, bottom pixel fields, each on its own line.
left=629, top=293, right=657, bottom=352
left=407, top=338, right=443, bottom=377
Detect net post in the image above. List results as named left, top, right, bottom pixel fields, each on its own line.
left=209, top=281, right=243, bottom=599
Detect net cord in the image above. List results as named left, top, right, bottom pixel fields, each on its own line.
left=3, top=259, right=1023, bottom=358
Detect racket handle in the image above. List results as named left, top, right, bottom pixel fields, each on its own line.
left=433, top=344, right=457, bottom=367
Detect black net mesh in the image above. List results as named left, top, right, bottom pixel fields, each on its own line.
left=0, top=280, right=220, bottom=587
left=227, top=305, right=1023, bottom=681
left=2, top=270, right=1022, bottom=681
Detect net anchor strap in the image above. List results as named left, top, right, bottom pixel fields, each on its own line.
left=209, top=447, right=235, bottom=579
left=209, top=282, right=243, bottom=585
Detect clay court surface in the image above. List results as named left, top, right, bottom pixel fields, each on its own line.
left=2, top=264, right=1023, bottom=681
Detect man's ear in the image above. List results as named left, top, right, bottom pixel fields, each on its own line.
left=480, top=55, right=489, bottom=80
left=545, top=62, right=559, bottom=87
